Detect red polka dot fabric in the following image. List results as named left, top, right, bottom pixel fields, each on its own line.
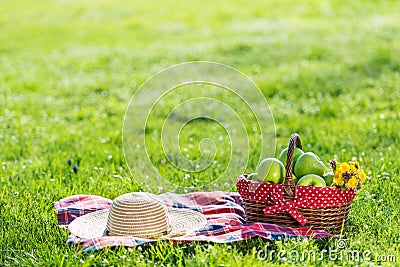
left=237, top=174, right=356, bottom=226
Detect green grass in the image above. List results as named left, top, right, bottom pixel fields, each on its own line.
left=1, top=0, right=400, bottom=266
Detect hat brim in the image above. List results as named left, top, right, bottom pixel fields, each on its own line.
left=68, top=208, right=207, bottom=240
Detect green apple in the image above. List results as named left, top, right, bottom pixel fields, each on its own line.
left=294, top=152, right=326, bottom=178
left=278, top=147, right=304, bottom=170
left=323, top=172, right=334, bottom=186
left=257, top=158, right=286, bottom=184
left=247, top=173, right=259, bottom=181
left=297, top=174, right=326, bottom=187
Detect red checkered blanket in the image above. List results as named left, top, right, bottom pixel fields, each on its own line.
left=54, top=192, right=335, bottom=252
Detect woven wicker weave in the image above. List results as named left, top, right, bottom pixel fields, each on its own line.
left=241, top=134, right=353, bottom=234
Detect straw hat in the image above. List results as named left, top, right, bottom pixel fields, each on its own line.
left=68, top=192, right=207, bottom=239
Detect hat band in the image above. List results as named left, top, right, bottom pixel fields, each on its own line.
left=104, top=225, right=172, bottom=239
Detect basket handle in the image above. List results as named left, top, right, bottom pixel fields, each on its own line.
left=283, top=133, right=303, bottom=196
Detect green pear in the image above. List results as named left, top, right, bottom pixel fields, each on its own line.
left=297, top=174, right=326, bottom=187
left=257, top=158, right=286, bottom=184
left=294, top=152, right=326, bottom=178
left=323, top=172, right=334, bottom=186
left=278, top=147, right=304, bottom=170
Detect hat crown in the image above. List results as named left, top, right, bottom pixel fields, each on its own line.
left=106, top=192, right=170, bottom=238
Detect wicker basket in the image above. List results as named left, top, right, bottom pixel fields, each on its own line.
left=237, top=133, right=356, bottom=234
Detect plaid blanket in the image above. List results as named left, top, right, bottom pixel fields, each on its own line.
left=54, top=192, right=335, bottom=252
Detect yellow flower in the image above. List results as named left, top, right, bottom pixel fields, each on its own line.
left=359, top=172, right=366, bottom=183
left=334, top=176, right=344, bottom=186
left=334, top=167, right=341, bottom=177
left=347, top=177, right=358, bottom=189
left=349, top=165, right=357, bottom=173
left=340, top=162, right=350, bottom=173
left=354, top=161, right=360, bottom=169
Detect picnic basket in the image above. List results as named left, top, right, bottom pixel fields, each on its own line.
left=237, top=134, right=356, bottom=233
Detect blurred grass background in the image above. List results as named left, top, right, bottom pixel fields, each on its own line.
left=1, top=0, right=399, bottom=266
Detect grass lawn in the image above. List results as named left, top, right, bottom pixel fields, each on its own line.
left=1, top=0, right=400, bottom=266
